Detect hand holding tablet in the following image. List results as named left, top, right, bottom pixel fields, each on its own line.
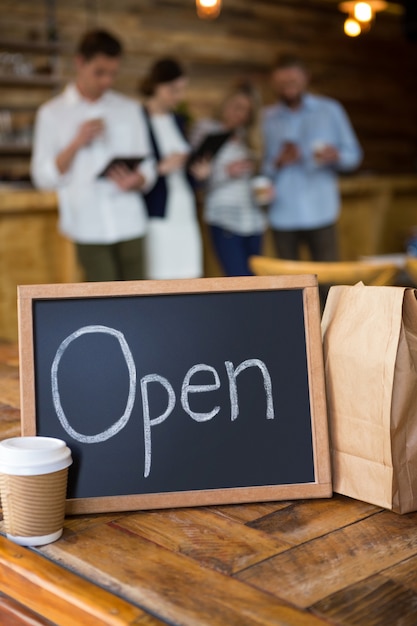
left=97, top=156, right=146, bottom=179
left=188, top=131, right=233, bottom=166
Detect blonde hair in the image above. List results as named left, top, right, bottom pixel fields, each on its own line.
left=217, top=81, right=259, bottom=129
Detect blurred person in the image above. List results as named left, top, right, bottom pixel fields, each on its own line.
left=140, top=57, right=203, bottom=279
left=262, top=54, right=362, bottom=262
left=31, top=29, right=155, bottom=281
left=190, top=84, right=269, bottom=276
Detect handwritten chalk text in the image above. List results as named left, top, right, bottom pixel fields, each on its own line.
left=51, top=325, right=275, bottom=477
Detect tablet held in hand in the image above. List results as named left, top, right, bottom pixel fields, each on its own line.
left=97, top=156, right=146, bottom=178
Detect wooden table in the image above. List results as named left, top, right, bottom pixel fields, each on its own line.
left=1, top=342, right=417, bottom=626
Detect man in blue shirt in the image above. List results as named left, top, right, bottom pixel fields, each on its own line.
left=262, top=54, right=362, bottom=261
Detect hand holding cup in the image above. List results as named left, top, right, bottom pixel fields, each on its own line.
left=75, top=118, right=105, bottom=148
left=312, top=141, right=339, bottom=165
left=251, top=176, right=275, bottom=207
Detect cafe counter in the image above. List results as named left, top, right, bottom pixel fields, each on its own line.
left=1, top=174, right=417, bottom=341
left=338, top=174, right=417, bottom=260
left=203, top=173, right=417, bottom=282
left=0, top=184, right=81, bottom=342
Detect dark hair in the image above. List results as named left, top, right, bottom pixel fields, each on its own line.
left=272, top=53, right=307, bottom=72
left=77, top=30, right=123, bottom=60
left=140, top=58, right=185, bottom=97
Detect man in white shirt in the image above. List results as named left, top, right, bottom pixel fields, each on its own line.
left=31, top=30, right=155, bottom=281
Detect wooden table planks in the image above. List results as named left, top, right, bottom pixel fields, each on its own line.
left=0, top=592, right=57, bottom=626
left=2, top=342, right=417, bottom=625
left=0, top=537, right=164, bottom=626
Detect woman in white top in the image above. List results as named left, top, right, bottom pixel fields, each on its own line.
left=140, top=58, right=203, bottom=280
left=191, top=85, right=267, bottom=276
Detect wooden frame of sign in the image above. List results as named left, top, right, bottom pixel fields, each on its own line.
left=18, top=275, right=331, bottom=514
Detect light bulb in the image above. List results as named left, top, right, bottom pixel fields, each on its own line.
left=196, top=0, right=222, bottom=19
left=354, top=2, right=373, bottom=22
left=344, top=17, right=362, bottom=36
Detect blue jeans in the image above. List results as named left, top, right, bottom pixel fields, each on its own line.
left=210, top=226, right=263, bottom=276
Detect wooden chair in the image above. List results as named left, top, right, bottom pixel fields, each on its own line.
left=405, top=256, right=417, bottom=286
left=249, top=255, right=399, bottom=286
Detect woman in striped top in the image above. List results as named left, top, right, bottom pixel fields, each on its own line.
left=191, top=85, right=269, bottom=276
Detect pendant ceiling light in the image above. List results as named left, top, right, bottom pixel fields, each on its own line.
left=339, top=1, right=388, bottom=36
left=196, top=0, right=222, bottom=20
left=344, top=16, right=362, bottom=36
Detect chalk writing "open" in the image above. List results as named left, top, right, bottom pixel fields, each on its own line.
left=51, top=325, right=275, bottom=477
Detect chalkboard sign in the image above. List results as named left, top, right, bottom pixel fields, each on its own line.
left=18, top=276, right=331, bottom=514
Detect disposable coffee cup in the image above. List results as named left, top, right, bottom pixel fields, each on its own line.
left=0, top=437, right=72, bottom=547
left=312, top=140, right=327, bottom=163
left=251, top=176, right=273, bottom=206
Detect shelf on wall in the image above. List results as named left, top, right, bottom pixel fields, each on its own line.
left=0, top=38, right=62, bottom=54
left=0, top=74, right=61, bottom=88
left=0, top=143, right=32, bottom=156
left=0, top=104, right=39, bottom=111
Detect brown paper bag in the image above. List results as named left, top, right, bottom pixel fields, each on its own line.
left=322, top=282, right=417, bottom=513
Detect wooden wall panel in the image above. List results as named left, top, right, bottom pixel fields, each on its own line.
left=0, top=0, right=416, bottom=174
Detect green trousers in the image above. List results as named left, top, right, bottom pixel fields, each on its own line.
left=76, top=237, right=145, bottom=282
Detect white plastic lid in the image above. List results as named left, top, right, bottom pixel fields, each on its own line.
left=251, top=175, right=271, bottom=188
left=0, top=437, right=72, bottom=476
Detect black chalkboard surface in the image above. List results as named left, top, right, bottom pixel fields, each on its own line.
left=18, top=276, right=331, bottom=514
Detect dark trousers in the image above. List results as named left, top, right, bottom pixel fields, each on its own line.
left=272, top=223, right=339, bottom=262
left=76, top=237, right=145, bottom=282
left=210, top=225, right=263, bottom=276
